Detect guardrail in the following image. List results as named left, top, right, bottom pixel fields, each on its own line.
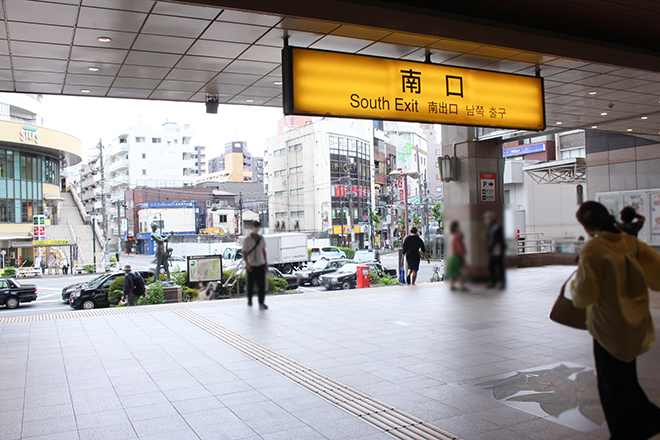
left=517, top=235, right=584, bottom=255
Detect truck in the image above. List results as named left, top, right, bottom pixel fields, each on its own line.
left=222, top=233, right=308, bottom=274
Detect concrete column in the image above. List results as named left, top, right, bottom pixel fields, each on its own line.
left=441, top=127, right=506, bottom=281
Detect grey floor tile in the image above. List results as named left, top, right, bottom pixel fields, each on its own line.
left=21, top=417, right=77, bottom=438
left=0, top=422, right=21, bottom=440
left=260, top=426, right=328, bottom=440
left=138, top=428, right=201, bottom=440
left=118, top=391, right=170, bottom=409
left=171, top=396, right=225, bottom=414
left=124, top=402, right=180, bottom=422
left=77, top=421, right=137, bottom=440
left=131, top=414, right=191, bottom=438
left=75, top=409, right=130, bottom=430
left=23, top=404, right=74, bottom=422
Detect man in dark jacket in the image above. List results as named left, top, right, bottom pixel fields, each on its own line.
left=123, top=264, right=139, bottom=306
left=485, top=212, right=506, bottom=289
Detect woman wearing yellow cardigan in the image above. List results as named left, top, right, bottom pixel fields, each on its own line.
left=571, top=201, right=660, bottom=440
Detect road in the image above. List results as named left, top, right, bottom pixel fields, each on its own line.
left=0, top=254, right=443, bottom=317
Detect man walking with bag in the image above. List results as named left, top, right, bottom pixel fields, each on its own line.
left=123, top=264, right=145, bottom=306
left=242, top=221, right=268, bottom=309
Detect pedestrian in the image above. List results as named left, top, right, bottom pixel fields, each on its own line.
left=40, top=258, right=46, bottom=275
left=402, top=227, right=430, bottom=285
left=446, top=221, right=468, bottom=291
left=54, top=256, right=60, bottom=275
left=485, top=212, right=506, bottom=289
left=122, top=264, right=145, bottom=306
left=242, top=220, right=268, bottom=309
left=115, top=251, right=120, bottom=263
left=618, top=206, right=645, bottom=238
left=61, top=257, right=68, bottom=275
left=182, top=248, right=186, bottom=259
left=48, top=255, right=55, bottom=275
left=571, top=201, right=660, bottom=439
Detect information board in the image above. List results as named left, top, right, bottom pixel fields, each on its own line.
left=283, top=47, right=545, bottom=130
left=187, top=255, right=223, bottom=282
left=480, top=173, right=497, bottom=203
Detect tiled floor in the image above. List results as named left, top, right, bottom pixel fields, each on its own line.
left=1, top=265, right=659, bottom=440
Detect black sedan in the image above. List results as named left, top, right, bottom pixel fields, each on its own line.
left=69, top=270, right=153, bottom=310
left=269, top=268, right=298, bottom=290
left=62, top=274, right=109, bottom=302
left=295, top=258, right=351, bottom=286
left=320, top=263, right=361, bottom=290
left=364, top=262, right=397, bottom=278
left=1, top=278, right=37, bottom=309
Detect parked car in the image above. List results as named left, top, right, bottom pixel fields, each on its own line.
left=1, top=278, right=37, bottom=309
left=295, top=258, right=351, bottom=286
left=69, top=270, right=154, bottom=310
left=310, top=247, right=347, bottom=262
left=149, top=256, right=187, bottom=274
left=354, top=249, right=381, bottom=263
left=365, top=262, right=397, bottom=278
left=269, top=267, right=298, bottom=290
left=320, top=263, right=361, bottom=290
left=62, top=274, right=108, bottom=302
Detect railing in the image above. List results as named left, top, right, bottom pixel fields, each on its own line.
left=68, top=185, right=90, bottom=222
left=517, top=233, right=584, bottom=255
left=66, top=218, right=85, bottom=265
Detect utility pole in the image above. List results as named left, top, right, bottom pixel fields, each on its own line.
left=91, top=216, right=96, bottom=269
left=96, top=140, right=109, bottom=266
left=238, top=192, right=243, bottom=235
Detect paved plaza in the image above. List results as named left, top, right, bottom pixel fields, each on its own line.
left=1, top=265, right=659, bottom=440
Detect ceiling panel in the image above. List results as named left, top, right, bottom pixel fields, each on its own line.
left=7, top=22, right=74, bottom=45
left=81, top=0, right=154, bottom=13
left=222, top=60, right=278, bottom=75
left=14, top=70, right=65, bottom=83
left=64, top=73, right=115, bottom=87
left=217, top=9, right=282, bottom=27
left=14, top=82, right=63, bottom=93
left=238, top=45, right=281, bottom=63
left=165, top=68, right=218, bottom=83
left=132, top=34, right=195, bottom=54
left=0, top=57, right=11, bottom=70
left=117, top=65, right=170, bottom=79
left=62, top=84, right=109, bottom=96
left=187, top=40, right=249, bottom=58
left=330, top=25, right=391, bottom=41
left=70, top=46, right=128, bottom=64
left=357, top=42, right=417, bottom=58
left=106, top=87, right=152, bottom=98
left=239, top=86, right=280, bottom=98
left=112, top=76, right=162, bottom=89
left=381, top=32, right=440, bottom=47
left=124, top=51, right=181, bottom=68
left=442, top=54, right=498, bottom=68
left=141, top=14, right=211, bottom=38
left=0, top=41, right=9, bottom=57
left=227, top=95, right=271, bottom=105
left=203, top=83, right=247, bottom=95
left=4, top=0, right=78, bottom=26
left=0, top=80, right=13, bottom=91
left=77, top=7, right=147, bottom=32
left=310, top=35, right=372, bottom=53
left=73, top=28, right=137, bottom=50
left=210, top=72, right=261, bottom=86
left=11, top=41, right=71, bottom=60
left=255, top=28, right=322, bottom=48
left=157, top=79, right=205, bottom=92
left=149, top=90, right=194, bottom=101
left=0, top=70, right=12, bottom=81
left=277, top=17, right=339, bottom=34
left=151, top=2, right=219, bottom=20
left=176, top=55, right=231, bottom=72
left=201, top=22, right=269, bottom=44
left=68, top=60, right=122, bottom=76
left=429, top=39, right=482, bottom=53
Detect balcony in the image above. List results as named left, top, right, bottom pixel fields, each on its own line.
left=110, top=175, right=129, bottom=189
left=110, top=143, right=129, bottom=157
left=109, top=158, right=129, bottom=173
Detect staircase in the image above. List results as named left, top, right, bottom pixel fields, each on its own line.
left=45, top=191, right=102, bottom=266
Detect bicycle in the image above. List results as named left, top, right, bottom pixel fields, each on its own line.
left=430, top=265, right=444, bottom=282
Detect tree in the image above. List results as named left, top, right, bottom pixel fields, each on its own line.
left=412, top=212, right=421, bottom=226
left=370, top=211, right=381, bottom=228
left=431, top=200, right=444, bottom=234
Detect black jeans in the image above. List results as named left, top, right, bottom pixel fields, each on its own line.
left=594, top=340, right=660, bottom=440
left=247, top=264, right=266, bottom=304
left=488, top=255, right=506, bottom=287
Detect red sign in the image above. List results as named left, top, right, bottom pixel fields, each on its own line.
left=479, top=173, right=497, bottom=203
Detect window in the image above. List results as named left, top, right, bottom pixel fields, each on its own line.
left=273, top=148, right=285, bottom=156
left=119, top=138, right=127, bottom=143
left=141, top=153, right=146, bottom=159
left=174, top=139, right=178, bottom=144
left=291, top=210, right=304, bottom=217
left=142, top=169, right=146, bottom=175
left=152, top=138, right=161, bottom=143
left=288, top=144, right=302, bottom=152
left=273, top=169, right=286, bottom=177
left=435, top=149, right=441, bottom=155
left=558, top=131, right=586, bottom=159
left=135, top=137, right=145, bottom=143
left=290, top=188, right=303, bottom=195
left=274, top=190, right=286, bottom=197
left=290, top=166, right=303, bottom=175
left=218, top=214, right=227, bottom=223
left=275, top=212, right=288, bottom=218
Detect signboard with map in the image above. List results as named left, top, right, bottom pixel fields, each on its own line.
left=187, top=255, right=223, bottom=282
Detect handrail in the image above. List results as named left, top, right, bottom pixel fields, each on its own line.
left=517, top=237, right=584, bottom=255
left=66, top=218, right=85, bottom=265
left=68, top=184, right=90, bottom=222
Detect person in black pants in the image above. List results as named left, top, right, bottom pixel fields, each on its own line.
left=242, top=221, right=268, bottom=309
left=485, top=212, right=506, bottom=289
left=402, top=227, right=430, bottom=285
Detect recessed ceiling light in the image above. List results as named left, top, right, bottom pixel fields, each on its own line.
left=600, top=112, right=608, bottom=116
left=556, top=122, right=562, bottom=125
left=88, top=67, right=100, bottom=72
left=591, top=125, right=598, bottom=129
left=641, top=116, right=648, bottom=120
left=80, top=89, right=91, bottom=93
left=97, top=36, right=112, bottom=42
left=245, top=99, right=254, bottom=102
left=273, top=81, right=283, bottom=85
left=589, top=91, right=597, bottom=95
left=627, top=128, right=633, bottom=132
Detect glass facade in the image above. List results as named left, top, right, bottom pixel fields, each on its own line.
left=0, top=147, right=56, bottom=223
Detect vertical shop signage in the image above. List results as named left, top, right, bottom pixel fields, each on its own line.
left=479, top=173, right=497, bottom=203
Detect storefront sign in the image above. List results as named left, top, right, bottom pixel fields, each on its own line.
left=479, top=173, right=497, bottom=203
left=33, top=239, right=69, bottom=246
left=503, top=143, right=546, bottom=157
left=283, top=47, right=545, bottom=130
left=20, top=126, right=40, bottom=144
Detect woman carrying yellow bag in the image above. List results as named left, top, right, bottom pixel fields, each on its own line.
left=571, top=201, right=660, bottom=440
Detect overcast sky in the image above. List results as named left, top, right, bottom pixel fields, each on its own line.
left=39, top=95, right=284, bottom=162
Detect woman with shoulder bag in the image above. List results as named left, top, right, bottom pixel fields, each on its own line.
left=570, top=201, right=660, bottom=440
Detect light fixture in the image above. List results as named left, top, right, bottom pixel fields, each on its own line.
left=591, top=125, right=598, bottom=129
left=555, top=121, right=562, bottom=125
left=641, top=116, right=648, bottom=120
left=80, top=89, right=91, bottom=93
left=245, top=99, right=254, bottom=102
left=589, top=91, right=597, bottom=95
left=627, top=128, right=633, bottom=132
left=97, top=36, right=112, bottom=42
left=88, top=66, right=100, bottom=72
left=273, top=81, right=283, bottom=85
left=600, top=112, right=608, bottom=116
left=205, top=94, right=219, bottom=113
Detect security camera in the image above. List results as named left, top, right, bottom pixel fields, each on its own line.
left=205, top=94, right=220, bottom=114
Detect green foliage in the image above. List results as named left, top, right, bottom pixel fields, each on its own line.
left=172, top=270, right=188, bottom=287
left=146, top=273, right=168, bottom=285
left=370, top=211, right=381, bottom=228
left=393, top=239, right=401, bottom=248
left=369, top=271, right=381, bottom=285
left=108, top=276, right=125, bottom=305
left=379, top=274, right=399, bottom=285
left=2, top=267, right=16, bottom=278
left=83, top=264, right=95, bottom=273
left=110, top=257, right=117, bottom=263
left=431, top=200, right=444, bottom=234
left=308, top=248, right=312, bottom=261
left=182, top=285, right=198, bottom=302
left=338, top=247, right=355, bottom=259
left=412, top=213, right=421, bottom=226
left=268, top=276, right=288, bottom=293
left=138, top=281, right=165, bottom=305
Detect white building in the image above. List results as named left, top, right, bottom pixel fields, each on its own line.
left=265, top=117, right=374, bottom=248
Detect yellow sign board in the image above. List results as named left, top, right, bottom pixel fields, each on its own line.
left=33, top=239, right=69, bottom=246
left=283, top=47, right=545, bottom=130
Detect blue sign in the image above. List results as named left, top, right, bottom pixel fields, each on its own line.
left=503, top=143, right=545, bottom=158
left=138, top=201, right=196, bottom=209
left=136, top=233, right=151, bottom=240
